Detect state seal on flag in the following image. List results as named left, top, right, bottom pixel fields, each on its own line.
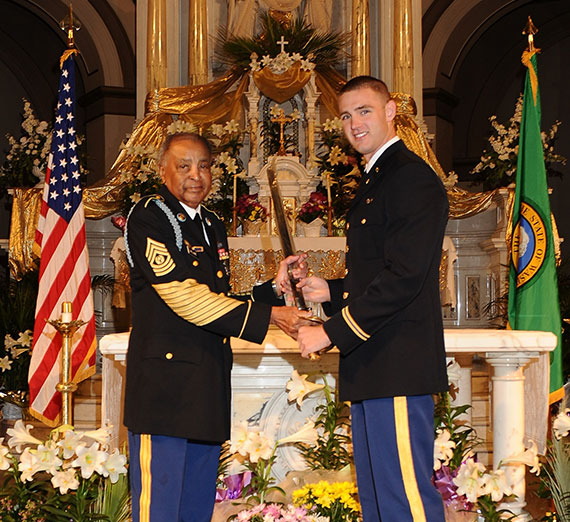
left=512, top=202, right=547, bottom=288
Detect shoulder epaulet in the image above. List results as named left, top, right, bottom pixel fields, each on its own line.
left=124, top=194, right=182, bottom=268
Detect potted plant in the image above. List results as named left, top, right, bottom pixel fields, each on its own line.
left=235, top=193, right=267, bottom=236
left=297, top=191, right=328, bottom=237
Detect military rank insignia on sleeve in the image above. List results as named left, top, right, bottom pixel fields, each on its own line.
left=146, top=238, right=176, bottom=277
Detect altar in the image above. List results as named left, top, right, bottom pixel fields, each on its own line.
left=100, top=327, right=556, bottom=513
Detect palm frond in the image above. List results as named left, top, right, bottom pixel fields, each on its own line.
left=216, top=10, right=347, bottom=71
left=92, top=474, right=131, bottom=522
left=544, top=438, right=570, bottom=521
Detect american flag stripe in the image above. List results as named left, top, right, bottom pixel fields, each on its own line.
left=28, top=50, right=96, bottom=426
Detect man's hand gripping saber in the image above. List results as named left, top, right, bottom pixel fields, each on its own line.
left=267, top=162, right=330, bottom=360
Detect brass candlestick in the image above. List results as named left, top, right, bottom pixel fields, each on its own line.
left=47, top=302, right=86, bottom=426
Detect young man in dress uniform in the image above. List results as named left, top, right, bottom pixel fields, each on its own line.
left=123, top=132, right=310, bottom=521
left=296, top=76, right=449, bottom=521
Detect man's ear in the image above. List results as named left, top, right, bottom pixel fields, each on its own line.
left=385, top=99, right=397, bottom=122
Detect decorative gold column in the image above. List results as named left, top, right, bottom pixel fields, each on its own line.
left=189, top=0, right=209, bottom=85
left=393, top=0, right=414, bottom=95
left=147, top=0, right=168, bottom=92
left=351, top=0, right=370, bottom=76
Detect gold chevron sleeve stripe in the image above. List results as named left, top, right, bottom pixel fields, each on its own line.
left=341, top=306, right=370, bottom=341
left=394, top=397, right=427, bottom=522
left=140, top=434, right=152, bottom=522
left=237, top=301, right=252, bottom=338
left=153, top=279, right=242, bottom=325
left=145, top=238, right=175, bottom=277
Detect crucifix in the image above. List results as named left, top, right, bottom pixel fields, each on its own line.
left=271, top=110, right=292, bottom=156
left=277, top=35, right=289, bottom=54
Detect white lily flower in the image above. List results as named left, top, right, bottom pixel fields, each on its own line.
left=244, top=432, right=274, bottom=463
left=286, top=370, right=324, bottom=407
left=433, top=429, right=456, bottom=470
left=102, top=449, right=128, bottom=483
left=16, top=330, right=33, bottom=348
left=57, top=430, right=85, bottom=459
left=446, top=359, right=461, bottom=390
left=230, top=420, right=252, bottom=456
left=6, top=420, right=42, bottom=452
left=51, top=468, right=80, bottom=494
left=71, top=442, right=107, bottom=479
left=553, top=408, right=570, bottom=439
left=18, top=447, right=40, bottom=482
left=0, top=356, right=12, bottom=372
left=0, top=439, right=11, bottom=471
left=480, top=469, right=512, bottom=502
left=277, top=420, right=319, bottom=446
left=501, top=441, right=540, bottom=475
left=80, top=425, right=112, bottom=448
left=35, top=442, right=63, bottom=474
left=453, top=458, right=486, bottom=503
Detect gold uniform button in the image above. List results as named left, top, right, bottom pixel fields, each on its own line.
left=361, top=218, right=367, bottom=224
left=346, top=223, right=350, bottom=230
left=165, top=352, right=173, bottom=360
left=365, top=178, right=370, bottom=184
left=217, top=270, right=223, bottom=278
left=366, top=197, right=373, bottom=204
left=343, top=291, right=349, bottom=299
left=223, top=338, right=228, bottom=344
left=345, top=268, right=349, bottom=275
left=375, top=167, right=379, bottom=172
left=193, top=260, right=199, bottom=266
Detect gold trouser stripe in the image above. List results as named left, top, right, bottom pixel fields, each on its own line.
left=341, top=306, right=370, bottom=340
left=154, top=278, right=242, bottom=326
left=237, top=300, right=252, bottom=338
left=394, top=397, right=426, bottom=522
left=140, top=434, right=152, bottom=522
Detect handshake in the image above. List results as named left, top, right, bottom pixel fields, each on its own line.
left=268, top=253, right=333, bottom=359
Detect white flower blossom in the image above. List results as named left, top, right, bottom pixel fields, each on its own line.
left=479, top=469, right=512, bottom=502
left=102, top=449, right=128, bottom=483
left=500, top=440, right=540, bottom=475
left=244, top=431, right=274, bottom=463
left=277, top=420, right=319, bottom=446
left=553, top=408, right=570, bottom=439
left=230, top=420, right=251, bottom=456
left=0, top=439, right=11, bottom=471
left=6, top=420, right=42, bottom=452
left=51, top=468, right=80, bottom=494
left=18, top=447, right=40, bottom=482
left=57, top=429, right=85, bottom=459
left=453, top=458, right=485, bottom=503
left=433, top=429, right=456, bottom=470
left=71, top=442, right=108, bottom=479
left=35, top=442, right=63, bottom=474
left=286, top=370, right=325, bottom=407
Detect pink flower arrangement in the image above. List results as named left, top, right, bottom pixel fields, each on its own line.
left=235, top=503, right=317, bottom=521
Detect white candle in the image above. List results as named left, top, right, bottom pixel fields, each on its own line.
left=61, top=302, right=72, bottom=323
left=326, top=173, right=332, bottom=206
left=233, top=174, right=237, bottom=207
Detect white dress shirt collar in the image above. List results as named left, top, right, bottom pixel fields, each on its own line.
left=364, top=136, right=401, bottom=173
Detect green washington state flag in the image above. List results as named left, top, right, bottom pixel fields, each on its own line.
left=508, top=50, right=563, bottom=402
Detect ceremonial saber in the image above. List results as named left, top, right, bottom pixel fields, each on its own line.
left=267, top=161, right=327, bottom=360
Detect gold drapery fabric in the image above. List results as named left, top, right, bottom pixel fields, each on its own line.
left=9, top=66, right=506, bottom=277
left=8, top=188, right=42, bottom=279
left=252, top=62, right=312, bottom=103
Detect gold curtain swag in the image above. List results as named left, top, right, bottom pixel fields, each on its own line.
left=9, top=66, right=503, bottom=277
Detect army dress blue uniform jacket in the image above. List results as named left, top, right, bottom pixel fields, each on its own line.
left=123, top=185, right=278, bottom=443
left=323, top=140, right=449, bottom=402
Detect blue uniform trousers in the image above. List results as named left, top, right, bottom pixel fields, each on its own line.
left=128, top=431, right=220, bottom=522
left=351, top=395, right=445, bottom=522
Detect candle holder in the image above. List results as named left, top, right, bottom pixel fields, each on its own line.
left=47, top=302, right=86, bottom=426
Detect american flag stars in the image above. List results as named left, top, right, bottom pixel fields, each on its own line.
left=47, top=62, right=82, bottom=223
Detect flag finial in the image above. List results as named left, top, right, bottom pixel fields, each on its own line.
left=60, top=3, right=81, bottom=48
left=523, top=16, right=538, bottom=52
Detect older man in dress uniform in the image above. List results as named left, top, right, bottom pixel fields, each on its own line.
left=124, top=132, right=309, bottom=521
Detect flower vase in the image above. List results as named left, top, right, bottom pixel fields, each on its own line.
left=243, top=220, right=264, bottom=236
left=443, top=499, right=478, bottom=522
left=301, top=217, right=325, bottom=237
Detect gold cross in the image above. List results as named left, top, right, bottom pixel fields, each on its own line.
left=523, top=16, right=538, bottom=52
left=271, top=109, right=292, bottom=156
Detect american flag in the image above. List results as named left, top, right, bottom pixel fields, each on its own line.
left=28, top=50, right=96, bottom=426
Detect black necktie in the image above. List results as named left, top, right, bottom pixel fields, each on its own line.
left=192, top=213, right=209, bottom=246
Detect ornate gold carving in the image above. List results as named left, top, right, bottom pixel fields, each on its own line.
left=393, top=0, right=414, bottom=96
left=351, top=0, right=370, bottom=76
left=189, top=0, right=209, bottom=85
left=146, top=0, right=168, bottom=92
